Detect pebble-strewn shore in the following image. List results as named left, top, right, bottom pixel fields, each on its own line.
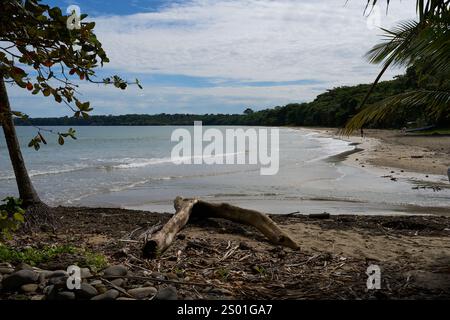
left=0, top=262, right=181, bottom=300
left=1, top=206, right=450, bottom=300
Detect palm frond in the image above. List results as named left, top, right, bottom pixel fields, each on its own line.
left=352, top=10, right=449, bottom=132
left=343, top=89, right=450, bottom=135
left=364, top=0, right=450, bottom=20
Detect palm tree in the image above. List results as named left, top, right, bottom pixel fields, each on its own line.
left=343, top=0, right=450, bottom=133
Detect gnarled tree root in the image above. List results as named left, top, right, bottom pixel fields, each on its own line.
left=142, top=197, right=299, bottom=259
left=22, top=202, right=58, bottom=233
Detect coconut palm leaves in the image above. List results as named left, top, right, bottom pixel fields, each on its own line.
left=343, top=0, right=450, bottom=133
left=365, top=0, right=450, bottom=21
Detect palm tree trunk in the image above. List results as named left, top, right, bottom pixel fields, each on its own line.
left=0, top=74, right=42, bottom=206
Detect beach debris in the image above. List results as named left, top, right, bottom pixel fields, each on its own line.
left=142, top=197, right=299, bottom=259
left=412, top=185, right=442, bottom=192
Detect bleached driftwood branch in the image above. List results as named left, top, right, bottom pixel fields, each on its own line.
left=142, top=197, right=299, bottom=259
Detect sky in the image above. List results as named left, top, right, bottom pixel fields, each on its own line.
left=7, top=0, right=417, bottom=117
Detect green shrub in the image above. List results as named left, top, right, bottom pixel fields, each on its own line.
left=0, top=244, right=76, bottom=265
left=83, top=250, right=109, bottom=272
left=0, top=244, right=108, bottom=271
left=0, top=197, right=25, bottom=239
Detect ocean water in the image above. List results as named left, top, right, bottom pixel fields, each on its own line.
left=0, top=126, right=449, bottom=215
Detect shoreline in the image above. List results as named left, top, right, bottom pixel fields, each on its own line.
left=2, top=128, right=450, bottom=300
left=299, top=127, right=450, bottom=185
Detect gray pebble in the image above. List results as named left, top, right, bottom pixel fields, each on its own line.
left=55, top=291, right=76, bottom=300
left=111, top=278, right=126, bottom=287
left=91, top=289, right=120, bottom=300
left=2, top=270, right=39, bottom=291
left=103, top=265, right=128, bottom=278
left=154, top=286, right=178, bottom=300
left=75, top=283, right=98, bottom=299
left=127, top=286, right=157, bottom=299
left=21, top=283, right=39, bottom=293
left=0, top=267, right=14, bottom=274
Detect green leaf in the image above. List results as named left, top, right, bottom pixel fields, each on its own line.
left=13, top=212, right=24, bottom=223
left=43, top=88, right=51, bottom=97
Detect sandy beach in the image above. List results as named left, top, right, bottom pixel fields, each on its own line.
left=305, top=128, right=450, bottom=185
left=1, top=127, right=449, bottom=301
left=2, top=206, right=450, bottom=300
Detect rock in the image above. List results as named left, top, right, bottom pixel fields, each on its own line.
left=21, top=283, right=39, bottom=293
left=43, top=285, right=55, bottom=296
left=0, top=262, right=13, bottom=268
left=111, top=278, right=126, bottom=287
left=0, top=267, right=14, bottom=274
left=30, top=295, right=45, bottom=300
left=46, top=270, right=68, bottom=279
left=80, top=268, right=93, bottom=279
left=154, top=286, right=178, bottom=300
left=44, top=284, right=76, bottom=301
left=165, top=273, right=178, bottom=280
left=48, top=275, right=68, bottom=287
left=89, top=280, right=102, bottom=286
left=39, top=261, right=67, bottom=271
left=38, top=273, right=47, bottom=284
left=2, top=270, right=39, bottom=291
left=116, top=297, right=137, bottom=300
left=103, top=265, right=128, bottom=278
left=14, top=263, right=33, bottom=271
left=55, top=291, right=76, bottom=300
left=76, top=283, right=98, bottom=299
left=94, top=283, right=107, bottom=294
left=91, top=289, right=119, bottom=301
left=43, top=285, right=58, bottom=300
left=127, top=287, right=157, bottom=299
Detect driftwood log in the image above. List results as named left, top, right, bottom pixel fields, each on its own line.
left=142, top=197, right=299, bottom=259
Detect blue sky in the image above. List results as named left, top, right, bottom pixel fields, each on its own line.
left=7, top=0, right=417, bottom=117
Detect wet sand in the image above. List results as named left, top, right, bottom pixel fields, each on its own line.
left=305, top=127, right=450, bottom=183
left=314, top=128, right=450, bottom=176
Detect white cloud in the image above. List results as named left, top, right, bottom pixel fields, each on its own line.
left=7, top=0, right=418, bottom=116
left=94, top=0, right=416, bottom=84
left=7, top=80, right=323, bottom=116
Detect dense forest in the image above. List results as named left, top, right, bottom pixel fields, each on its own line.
left=15, top=68, right=448, bottom=129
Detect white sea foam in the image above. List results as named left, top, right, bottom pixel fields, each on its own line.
left=0, top=164, right=93, bottom=180
left=303, top=132, right=354, bottom=163
left=112, top=152, right=245, bottom=169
